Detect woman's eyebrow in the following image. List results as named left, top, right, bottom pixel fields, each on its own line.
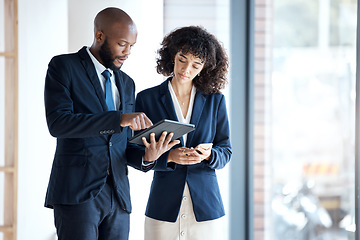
left=179, top=53, right=203, bottom=65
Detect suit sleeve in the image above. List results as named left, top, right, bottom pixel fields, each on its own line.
left=126, top=91, right=176, bottom=172
left=44, top=56, right=123, bottom=138
left=203, top=95, right=232, bottom=170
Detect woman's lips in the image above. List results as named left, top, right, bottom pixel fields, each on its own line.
left=178, top=73, right=189, bottom=79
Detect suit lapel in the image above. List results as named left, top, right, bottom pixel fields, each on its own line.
left=186, top=92, right=206, bottom=146
left=78, top=47, right=108, bottom=111
left=114, top=71, right=125, bottom=111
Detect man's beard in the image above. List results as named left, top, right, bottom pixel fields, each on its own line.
left=99, top=39, right=122, bottom=71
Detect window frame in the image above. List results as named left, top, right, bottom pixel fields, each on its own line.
left=355, top=1, right=360, bottom=240
left=0, top=0, right=18, bottom=239
left=229, top=0, right=254, bottom=239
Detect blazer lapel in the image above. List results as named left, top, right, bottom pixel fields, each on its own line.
left=186, top=92, right=206, bottom=146
left=160, top=79, right=178, bottom=121
left=78, top=47, right=108, bottom=111
left=159, top=79, right=189, bottom=146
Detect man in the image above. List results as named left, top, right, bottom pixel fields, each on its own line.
left=44, top=7, right=152, bottom=240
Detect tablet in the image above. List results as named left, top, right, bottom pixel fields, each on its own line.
left=129, top=119, right=195, bottom=145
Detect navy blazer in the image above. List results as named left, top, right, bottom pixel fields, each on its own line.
left=127, top=78, right=232, bottom=222
left=44, top=46, right=141, bottom=213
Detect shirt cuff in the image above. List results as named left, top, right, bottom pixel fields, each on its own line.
left=142, top=157, right=155, bottom=167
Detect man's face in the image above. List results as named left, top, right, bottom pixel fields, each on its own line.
left=99, top=24, right=137, bottom=71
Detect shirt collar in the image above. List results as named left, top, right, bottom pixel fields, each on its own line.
left=86, top=47, right=114, bottom=76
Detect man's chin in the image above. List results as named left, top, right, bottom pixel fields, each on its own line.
left=110, top=63, right=123, bottom=71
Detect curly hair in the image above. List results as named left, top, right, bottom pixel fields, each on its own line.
left=156, top=26, right=229, bottom=94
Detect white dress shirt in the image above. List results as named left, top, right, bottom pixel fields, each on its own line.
left=86, top=47, right=120, bottom=110
left=168, top=80, right=196, bottom=145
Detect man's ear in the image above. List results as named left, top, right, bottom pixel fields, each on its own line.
left=95, top=30, right=104, bottom=42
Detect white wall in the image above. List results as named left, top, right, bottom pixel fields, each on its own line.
left=18, top=0, right=68, bottom=239
left=17, top=0, right=163, bottom=239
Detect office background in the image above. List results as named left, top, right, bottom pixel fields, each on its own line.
left=0, top=0, right=359, bottom=240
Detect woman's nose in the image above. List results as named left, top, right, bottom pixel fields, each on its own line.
left=183, top=63, right=191, bottom=73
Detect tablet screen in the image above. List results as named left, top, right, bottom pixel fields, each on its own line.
left=129, top=119, right=195, bottom=145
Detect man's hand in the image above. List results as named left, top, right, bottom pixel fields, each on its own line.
left=120, top=112, right=153, bottom=130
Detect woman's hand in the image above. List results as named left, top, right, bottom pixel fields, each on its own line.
left=167, top=147, right=203, bottom=165
left=143, top=131, right=180, bottom=162
left=194, top=143, right=213, bottom=161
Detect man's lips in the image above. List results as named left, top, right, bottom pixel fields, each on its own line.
left=116, top=57, right=127, bottom=64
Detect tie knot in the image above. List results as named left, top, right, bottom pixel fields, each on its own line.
left=102, top=70, right=111, bottom=80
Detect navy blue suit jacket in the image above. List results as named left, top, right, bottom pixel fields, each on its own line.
left=127, top=78, right=232, bottom=222
left=44, top=46, right=141, bottom=213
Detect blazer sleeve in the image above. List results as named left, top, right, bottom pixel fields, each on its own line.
left=126, top=91, right=176, bottom=172
left=44, top=56, right=123, bottom=138
left=203, top=95, right=232, bottom=170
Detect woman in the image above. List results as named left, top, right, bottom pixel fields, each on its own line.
left=127, top=26, right=231, bottom=240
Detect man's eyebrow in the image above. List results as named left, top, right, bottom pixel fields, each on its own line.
left=119, top=39, right=136, bottom=45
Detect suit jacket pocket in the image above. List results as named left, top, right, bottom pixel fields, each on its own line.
left=54, top=154, right=87, bottom=167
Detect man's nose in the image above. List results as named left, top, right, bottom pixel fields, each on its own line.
left=123, top=45, right=131, bottom=55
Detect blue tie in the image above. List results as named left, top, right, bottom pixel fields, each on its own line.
left=102, top=70, right=115, bottom=111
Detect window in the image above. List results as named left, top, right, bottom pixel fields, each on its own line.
left=253, top=0, right=358, bottom=239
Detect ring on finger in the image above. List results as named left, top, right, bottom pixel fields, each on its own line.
left=181, top=149, right=185, bottom=153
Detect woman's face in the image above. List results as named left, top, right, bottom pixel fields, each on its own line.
left=173, top=52, right=204, bottom=83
